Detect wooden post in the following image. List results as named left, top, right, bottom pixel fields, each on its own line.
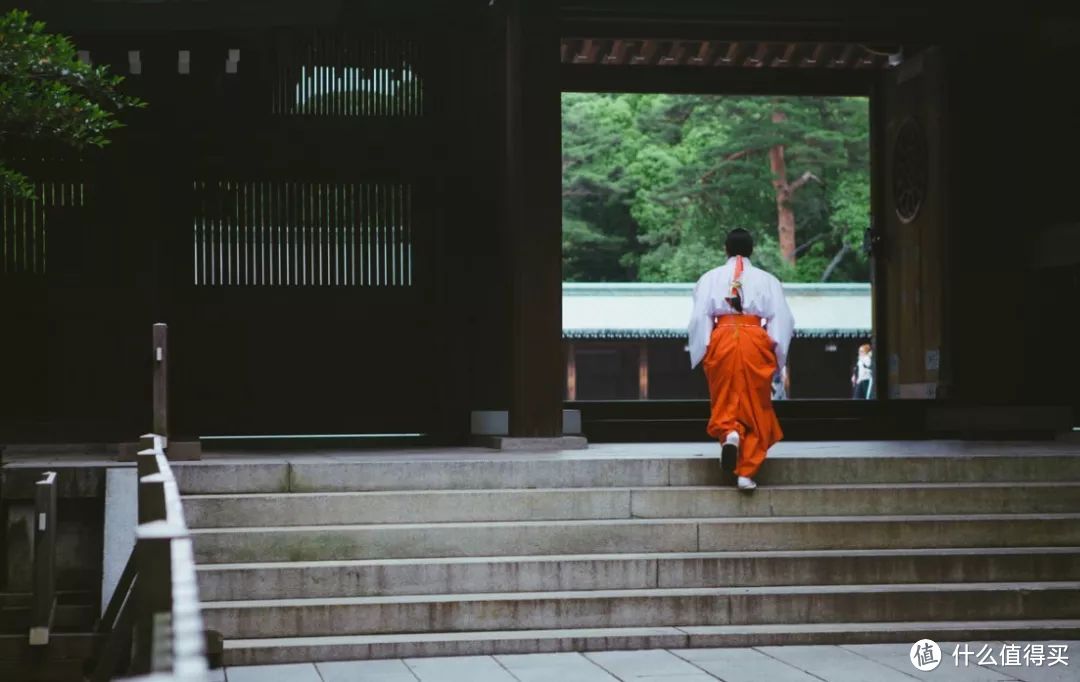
left=566, top=342, right=577, bottom=401
left=869, top=78, right=888, bottom=402
left=29, top=471, right=57, bottom=646
left=153, top=323, right=168, bottom=441
left=136, top=435, right=166, bottom=481
left=131, top=521, right=181, bottom=675
left=505, top=0, right=563, bottom=437
left=139, top=473, right=168, bottom=525
left=638, top=342, right=649, bottom=400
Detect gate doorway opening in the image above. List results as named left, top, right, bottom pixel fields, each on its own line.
left=562, top=92, right=872, bottom=401
left=559, top=36, right=948, bottom=437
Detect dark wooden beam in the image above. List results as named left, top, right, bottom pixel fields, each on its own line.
left=800, top=43, right=827, bottom=68
left=28, top=0, right=474, bottom=32
left=558, top=16, right=947, bottom=46
left=633, top=39, right=660, bottom=65
left=743, top=42, right=771, bottom=68
left=854, top=48, right=881, bottom=69
left=689, top=40, right=717, bottom=66
left=830, top=44, right=857, bottom=68
left=772, top=43, right=799, bottom=68
left=716, top=42, right=742, bottom=66
left=604, top=39, right=632, bottom=64
left=659, top=41, right=688, bottom=66
left=561, top=63, right=874, bottom=96
left=575, top=38, right=603, bottom=64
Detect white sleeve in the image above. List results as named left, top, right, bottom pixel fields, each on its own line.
left=687, top=276, right=712, bottom=369
left=765, top=277, right=794, bottom=372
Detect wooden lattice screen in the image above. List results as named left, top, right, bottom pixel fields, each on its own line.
left=1, top=183, right=86, bottom=276
left=271, top=32, right=426, bottom=117
left=192, top=180, right=413, bottom=287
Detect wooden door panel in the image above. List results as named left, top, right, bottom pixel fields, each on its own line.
left=881, top=48, right=947, bottom=399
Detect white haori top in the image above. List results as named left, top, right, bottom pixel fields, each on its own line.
left=688, top=256, right=795, bottom=371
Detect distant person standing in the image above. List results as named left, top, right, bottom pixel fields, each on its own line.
left=688, top=229, right=795, bottom=491
left=851, top=344, right=873, bottom=399
left=771, top=365, right=789, bottom=400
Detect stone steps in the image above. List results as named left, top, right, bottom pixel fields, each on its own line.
left=181, top=448, right=1080, bottom=663
left=196, top=547, right=1080, bottom=600
left=201, top=581, right=1080, bottom=639
left=183, top=482, right=1080, bottom=527
left=190, top=513, right=1080, bottom=563
left=220, top=620, right=1080, bottom=666
left=174, top=453, right=1080, bottom=494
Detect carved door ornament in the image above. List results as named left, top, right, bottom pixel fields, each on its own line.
left=893, top=117, right=928, bottom=224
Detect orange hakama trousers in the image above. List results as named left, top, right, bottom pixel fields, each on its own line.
left=702, top=314, right=783, bottom=478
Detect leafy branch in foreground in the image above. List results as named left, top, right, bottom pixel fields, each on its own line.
left=0, top=9, right=144, bottom=197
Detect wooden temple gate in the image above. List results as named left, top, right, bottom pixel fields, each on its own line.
left=1, top=14, right=485, bottom=442
left=3, top=1, right=1072, bottom=444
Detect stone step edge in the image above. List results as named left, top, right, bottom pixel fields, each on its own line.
left=194, top=546, right=1080, bottom=571
left=187, top=512, right=1080, bottom=534
left=223, top=619, right=1080, bottom=649
left=220, top=620, right=1080, bottom=664
left=200, top=580, right=1080, bottom=609
left=175, top=455, right=1080, bottom=496
left=177, top=454, right=1080, bottom=469
left=181, top=481, right=1080, bottom=500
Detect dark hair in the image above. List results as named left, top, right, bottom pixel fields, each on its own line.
left=725, top=229, right=754, bottom=257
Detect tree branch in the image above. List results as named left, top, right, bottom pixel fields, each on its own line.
left=794, top=233, right=825, bottom=256
left=700, top=148, right=758, bottom=185
left=789, top=171, right=822, bottom=194
left=821, top=242, right=851, bottom=282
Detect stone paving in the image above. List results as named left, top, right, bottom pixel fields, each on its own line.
left=218, top=642, right=1078, bottom=681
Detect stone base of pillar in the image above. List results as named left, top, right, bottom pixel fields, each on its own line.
left=471, top=435, right=588, bottom=451
left=469, top=409, right=586, bottom=450
left=471, top=409, right=582, bottom=436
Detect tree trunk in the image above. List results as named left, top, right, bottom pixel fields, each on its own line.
left=769, top=109, right=797, bottom=266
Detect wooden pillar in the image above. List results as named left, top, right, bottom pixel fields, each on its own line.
left=869, top=78, right=888, bottom=402
left=566, top=342, right=577, bottom=401
left=152, top=323, right=168, bottom=439
left=504, top=0, right=563, bottom=436
left=29, top=471, right=57, bottom=646
left=638, top=342, right=649, bottom=400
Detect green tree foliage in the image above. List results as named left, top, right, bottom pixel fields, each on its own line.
left=0, top=10, right=143, bottom=198
left=562, top=93, right=870, bottom=283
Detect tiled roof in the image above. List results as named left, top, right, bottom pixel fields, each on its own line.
left=563, top=282, right=871, bottom=340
